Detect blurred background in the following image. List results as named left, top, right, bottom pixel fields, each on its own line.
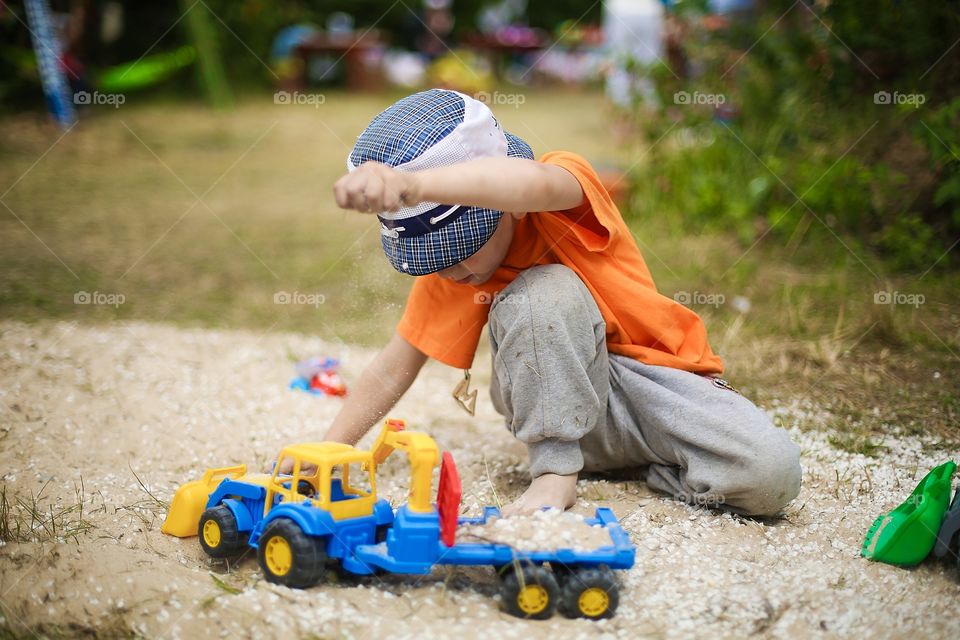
left=1, top=0, right=958, bottom=447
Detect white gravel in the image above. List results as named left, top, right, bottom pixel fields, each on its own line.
left=458, top=509, right=613, bottom=552
left=0, top=320, right=958, bottom=639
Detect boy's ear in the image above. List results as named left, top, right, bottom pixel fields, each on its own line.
left=507, top=211, right=527, bottom=221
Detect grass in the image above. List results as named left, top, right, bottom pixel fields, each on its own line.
left=0, top=88, right=625, bottom=344
left=0, top=618, right=138, bottom=640
left=0, top=480, right=95, bottom=544
left=1, top=87, right=958, bottom=449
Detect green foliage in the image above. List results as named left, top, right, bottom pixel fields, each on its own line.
left=629, top=0, right=960, bottom=271
left=915, top=97, right=960, bottom=226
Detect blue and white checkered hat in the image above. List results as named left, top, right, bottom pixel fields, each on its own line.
left=348, top=89, right=534, bottom=276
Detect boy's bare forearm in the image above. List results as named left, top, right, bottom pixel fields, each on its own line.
left=416, top=157, right=583, bottom=213
left=322, top=332, right=427, bottom=445
left=333, top=157, right=583, bottom=215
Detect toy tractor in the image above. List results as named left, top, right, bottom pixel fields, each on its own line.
left=162, top=419, right=636, bottom=619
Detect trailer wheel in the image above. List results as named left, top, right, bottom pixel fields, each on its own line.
left=558, top=565, right=619, bottom=620
left=198, top=505, right=246, bottom=558
left=257, top=518, right=327, bottom=588
left=500, top=564, right=559, bottom=620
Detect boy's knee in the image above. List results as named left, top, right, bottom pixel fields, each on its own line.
left=489, top=264, right=599, bottom=331
left=503, top=263, right=582, bottom=295
left=726, top=433, right=802, bottom=516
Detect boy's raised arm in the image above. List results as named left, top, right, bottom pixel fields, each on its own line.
left=322, top=331, right=428, bottom=445
left=333, top=157, right=584, bottom=215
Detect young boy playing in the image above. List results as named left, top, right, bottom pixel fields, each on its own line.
left=318, top=89, right=801, bottom=517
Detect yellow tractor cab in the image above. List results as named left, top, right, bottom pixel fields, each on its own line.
left=266, top=443, right=377, bottom=521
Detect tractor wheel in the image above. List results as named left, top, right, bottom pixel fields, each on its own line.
left=257, top=518, right=327, bottom=588
left=499, top=564, right=559, bottom=620
left=198, top=505, right=246, bottom=558
left=557, top=565, right=619, bottom=620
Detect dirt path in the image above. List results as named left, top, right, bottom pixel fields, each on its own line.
left=1, top=321, right=957, bottom=638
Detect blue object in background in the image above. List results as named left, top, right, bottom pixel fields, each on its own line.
left=24, top=0, right=77, bottom=129
left=270, top=24, right=321, bottom=61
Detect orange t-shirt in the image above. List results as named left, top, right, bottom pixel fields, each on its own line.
left=396, top=151, right=724, bottom=375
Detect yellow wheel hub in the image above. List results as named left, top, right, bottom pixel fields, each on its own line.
left=517, top=584, right=549, bottom=615
left=578, top=587, right=610, bottom=617
left=264, top=536, right=293, bottom=576
left=202, top=519, right=221, bottom=548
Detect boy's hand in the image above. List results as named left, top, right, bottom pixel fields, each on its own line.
left=267, top=456, right=317, bottom=476
left=334, top=162, right=422, bottom=213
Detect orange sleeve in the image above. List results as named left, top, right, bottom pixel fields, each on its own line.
left=396, top=274, right=490, bottom=370
left=536, top=151, right=622, bottom=253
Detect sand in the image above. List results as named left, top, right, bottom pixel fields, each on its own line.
left=457, top=509, right=613, bottom=552
left=1, top=320, right=959, bottom=639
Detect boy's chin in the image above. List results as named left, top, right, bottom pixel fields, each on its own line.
left=450, top=273, right=488, bottom=286
left=466, top=273, right=494, bottom=286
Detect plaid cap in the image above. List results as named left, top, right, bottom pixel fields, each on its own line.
left=347, top=89, right=534, bottom=276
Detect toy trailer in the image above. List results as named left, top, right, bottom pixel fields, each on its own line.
left=162, top=420, right=636, bottom=620
left=350, top=452, right=635, bottom=619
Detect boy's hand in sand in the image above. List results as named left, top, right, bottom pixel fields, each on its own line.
left=501, top=472, right=578, bottom=517
left=333, top=161, right=422, bottom=213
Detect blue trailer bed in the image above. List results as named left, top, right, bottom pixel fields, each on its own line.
left=353, top=506, right=635, bottom=574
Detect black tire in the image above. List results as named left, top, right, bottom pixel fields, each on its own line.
left=198, top=505, right=246, bottom=558
left=551, top=561, right=574, bottom=587
left=257, top=518, right=327, bottom=588
left=500, top=564, right=559, bottom=620
left=558, top=565, right=619, bottom=620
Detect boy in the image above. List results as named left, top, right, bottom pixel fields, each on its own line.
left=321, top=89, right=800, bottom=517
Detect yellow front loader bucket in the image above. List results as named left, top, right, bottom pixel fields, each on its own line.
left=161, top=464, right=247, bottom=537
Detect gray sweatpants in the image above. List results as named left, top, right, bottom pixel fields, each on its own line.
left=488, top=264, right=802, bottom=516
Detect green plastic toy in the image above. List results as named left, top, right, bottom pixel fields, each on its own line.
left=98, top=46, right=196, bottom=93
left=861, top=460, right=957, bottom=566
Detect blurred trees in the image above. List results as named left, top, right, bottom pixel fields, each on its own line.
left=631, top=0, right=960, bottom=270
left=1, top=0, right=599, bottom=94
